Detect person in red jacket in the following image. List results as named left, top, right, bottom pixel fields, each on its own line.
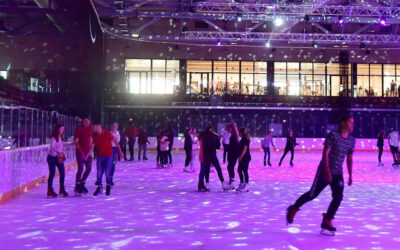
left=127, top=122, right=138, bottom=161
left=91, top=122, right=124, bottom=196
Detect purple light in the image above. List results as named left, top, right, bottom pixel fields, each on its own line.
left=217, top=40, right=221, bottom=46
left=339, top=19, right=344, bottom=24
left=380, top=18, right=386, bottom=25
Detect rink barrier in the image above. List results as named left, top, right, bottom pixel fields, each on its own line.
left=0, top=143, right=77, bottom=204
left=134, top=137, right=391, bottom=152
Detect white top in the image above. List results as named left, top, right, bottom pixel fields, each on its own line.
left=389, top=131, right=399, bottom=147
left=221, top=130, right=231, bottom=144
left=111, top=130, right=120, bottom=147
left=191, top=134, right=198, bottom=150
left=160, top=136, right=169, bottom=151
left=49, top=137, right=63, bottom=157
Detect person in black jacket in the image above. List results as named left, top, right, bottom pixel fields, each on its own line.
left=166, top=124, right=176, bottom=167
left=202, top=126, right=228, bottom=190
left=225, top=122, right=240, bottom=190
left=377, top=130, right=385, bottom=166
left=279, top=129, right=298, bottom=167
left=183, top=127, right=193, bottom=172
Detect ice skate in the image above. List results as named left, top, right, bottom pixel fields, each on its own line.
left=224, top=180, right=236, bottom=191
left=240, top=183, right=249, bottom=192
left=93, top=186, right=103, bottom=197
left=105, top=185, right=111, bottom=196
left=263, top=161, right=266, bottom=166
left=47, top=188, right=57, bottom=198
left=286, top=205, right=299, bottom=225
left=59, top=188, right=69, bottom=197
left=80, top=181, right=89, bottom=194
left=235, top=183, right=244, bottom=192
left=198, top=182, right=206, bottom=192
left=183, top=166, right=191, bottom=172
left=290, top=161, right=294, bottom=167
left=268, top=162, right=272, bottom=167
left=222, top=181, right=232, bottom=191
left=205, top=183, right=211, bottom=191
left=74, top=182, right=82, bottom=196
left=320, top=213, right=336, bottom=236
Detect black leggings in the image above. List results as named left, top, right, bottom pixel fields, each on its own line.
left=294, top=169, right=344, bottom=220
left=185, top=149, right=192, bottom=167
left=280, top=147, right=294, bottom=163
left=378, top=146, right=383, bottom=162
left=167, top=143, right=173, bottom=164
left=227, top=157, right=238, bottom=181
left=47, top=155, right=65, bottom=189
left=204, top=156, right=224, bottom=183
left=223, top=144, right=229, bottom=163
left=237, top=159, right=250, bottom=183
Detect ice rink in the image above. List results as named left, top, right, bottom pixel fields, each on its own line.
left=1, top=150, right=400, bottom=249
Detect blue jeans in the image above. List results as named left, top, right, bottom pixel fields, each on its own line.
left=96, top=156, right=113, bottom=187
left=111, top=148, right=118, bottom=178
left=263, top=147, right=271, bottom=163
left=47, top=155, right=65, bottom=189
left=198, top=162, right=206, bottom=185
left=138, top=144, right=147, bottom=159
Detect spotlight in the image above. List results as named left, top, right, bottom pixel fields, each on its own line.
left=131, top=33, right=139, bottom=38
left=312, top=40, right=318, bottom=48
left=236, top=14, right=242, bottom=22
left=265, top=41, right=270, bottom=48
left=217, top=40, right=221, bottom=46
left=338, top=16, right=344, bottom=25
left=379, top=18, right=386, bottom=25
left=274, top=18, right=284, bottom=27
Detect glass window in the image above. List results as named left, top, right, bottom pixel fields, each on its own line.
left=384, top=64, right=395, bottom=76
left=187, top=60, right=212, bottom=72
left=301, top=74, right=313, bottom=96
left=287, top=74, right=300, bottom=96
left=227, top=61, right=240, bottom=73
left=274, top=75, right=286, bottom=95
left=241, top=61, right=254, bottom=73
left=274, top=62, right=286, bottom=74
left=166, top=72, right=179, bottom=94
left=327, top=63, right=340, bottom=75
left=255, top=62, right=267, bottom=73
left=214, top=73, right=226, bottom=94
left=152, top=60, right=165, bottom=71
left=214, top=61, right=226, bottom=73
left=227, top=73, right=239, bottom=94
left=241, top=74, right=253, bottom=95
left=125, top=59, right=151, bottom=71
left=255, top=74, right=267, bottom=95
left=189, top=73, right=201, bottom=94
left=356, top=76, right=369, bottom=97
left=314, top=75, right=326, bottom=96
left=314, top=63, right=325, bottom=75
left=301, top=63, right=313, bottom=74
left=287, top=62, right=299, bottom=74
left=384, top=76, right=396, bottom=97
left=370, top=64, right=382, bottom=75
left=166, top=60, right=179, bottom=72
left=370, top=76, right=382, bottom=97
left=357, top=64, right=369, bottom=75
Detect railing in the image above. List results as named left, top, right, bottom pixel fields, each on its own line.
left=0, top=142, right=76, bottom=201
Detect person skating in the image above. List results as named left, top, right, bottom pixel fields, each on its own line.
left=92, top=122, right=124, bottom=196
left=138, top=128, right=150, bottom=161
left=197, top=130, right=209, bottom=191
left=279, top=129, right=298, bottom=167
left=225, top=122, right=239, bottom=190
left=159, top=130, right=169, bottom=168
left=261, top=130, right=276, bottom=166
left=388, top=129, right=400, bottom=166
left=221, top=124, right=231, bottom=164
left=377, top=130, right=385, bottom=166
left=189, top=128, right=198, bottom=172
left=236, top=128, right=251, bottom=192
left=110, top=122, right=120, bottom=186
left=127, top=122, right=138, bottom=161
left=202, top=126, right=229, bottom=191
left=166, top=124, right=176, bottom=167
left=73, top=115, right=93, bottom=195
left=119, top=127, right=127, bottom=161
left=183, top=127, right=193, bottom=172
left=47, top=124, right=68, bottom=198
left=286, top=114, right=355, bottom=236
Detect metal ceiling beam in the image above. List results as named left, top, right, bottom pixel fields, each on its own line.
left=124, top=0, right=152, bottom=12
left=202, top=19, right=225, bottom=32
left=134, top=17, right=160, bottom=33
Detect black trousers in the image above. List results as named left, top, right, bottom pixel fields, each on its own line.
left=223, top=144, right=229, bottom=163
left=128, top=140, right=135, bottom=160
left=204, top=156, right=224, bottom=183
left=227, top=157, right=238, bottom=181
left=156, top=144, right=161, bottom=163
left=237, top=159, right=250, bottom=183
left=378, top=146, right=383, bottom=162
left=280, top=147, right=294, bottom=163
left=294, top=168, right=344, bottom=220
left=119, top=141, right=127, bottom=160
left=167, top=143, right=173, bottom=164
left=184, top=149, right=192, bottom=167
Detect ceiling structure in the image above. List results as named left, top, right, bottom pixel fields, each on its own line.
left=93, top=0, right=400, bottom=49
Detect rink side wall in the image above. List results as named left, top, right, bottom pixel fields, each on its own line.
left=0, top=137, right=388, bottom=203
left=0, top=143, right=77, bottom=203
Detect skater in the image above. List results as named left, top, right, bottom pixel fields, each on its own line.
left=73, top=115, right=93, bottom=195
left=377, top=130, right=385, bottom=166
left=119, top=127, right=127, bottom=161
left=92, top=122, right=124, bottom=196
left=221, top=124, right=231, bottom=164
left=388, top=129, right=400, bottom=166
left=202, top=126, right=229, bottom=191
left=110, top=122, right=120, bottom=186
left=286, top=114, right=355, bottom=236
left=183, top=127, right=193, bottom=172
left=166, top=124, right=176, bottom=167
left=197, top=130, right=208, bottom=191
left=138, top=128, right=150, bottom=161
left=226, top=122, right=240, bottom=190
left=156, top=129, right=162, bottom=167
left=47, top=124, right=68, bottom=198
left=261, top=130, right=276, bottom=166
left=127, top=122, right=138, bottom=161
left=159, top=130, right=169, bottom=168
left=190, top=128, right=198, bottom=172
left=279, top=129, right=298, bottom=167
left=236, top=128, right=251, bottom=192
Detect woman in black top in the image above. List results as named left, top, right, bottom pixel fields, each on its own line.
left=236, top=128, right=251, bottom=192
left=183, top=127, right=193, bottom=172
left=279, top=129, right=298, bottom=167
left=377, top=130, right=385, bottom=166
left=226, top=122, right=240, bottom=189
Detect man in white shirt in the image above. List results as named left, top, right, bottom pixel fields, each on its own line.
left=221, top=124, right=231, bottom=164
left=388, top=129, right=400, bottom=165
